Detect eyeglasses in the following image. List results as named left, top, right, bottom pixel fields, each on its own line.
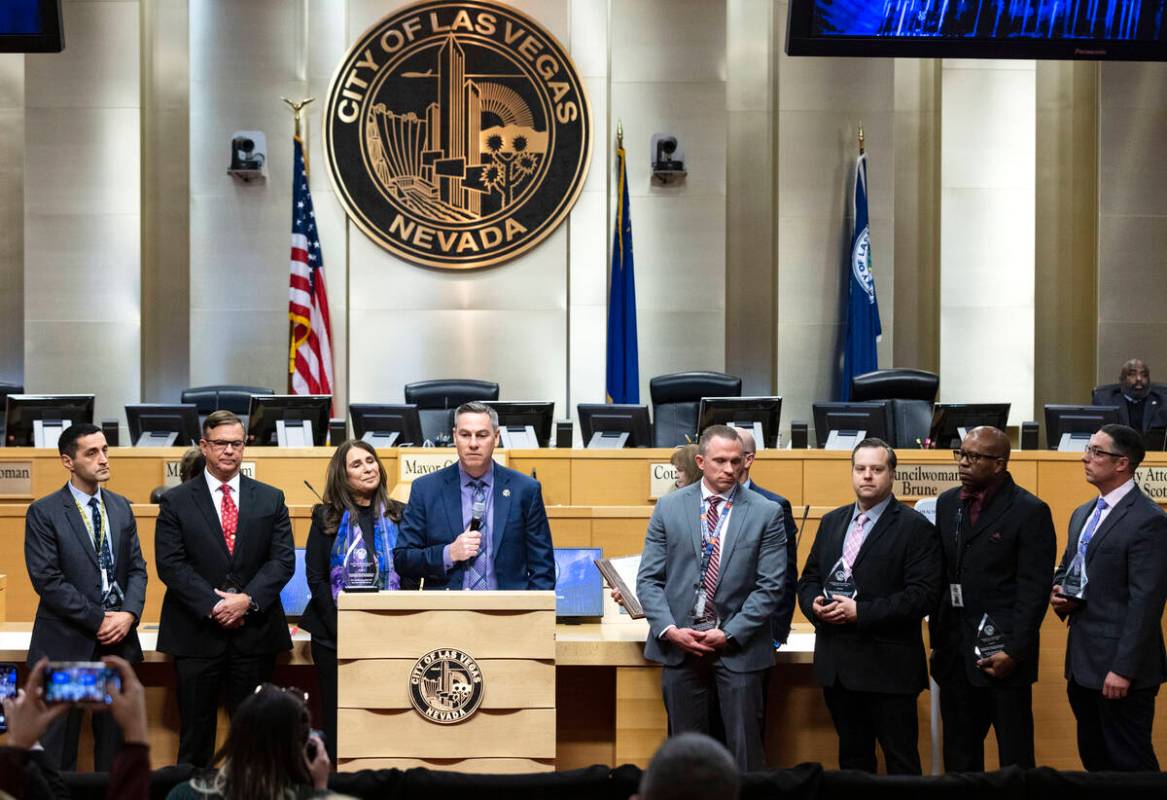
left=952, top=449, right=1003, bottom=464
left=206, top=439, right=245, bottom=451
left=1083, top=445, right=1123, bottom=460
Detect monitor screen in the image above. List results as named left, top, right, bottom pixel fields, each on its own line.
left=1044, top=404, right=1120, bottom=449
left=125, top=403, right=201, bottom=447
left=349, top=403, right=424, bottom=447
left=787, top=0, right=1167, bottom=60
left=929, top=403, right=1011, bottom=450
left=280, top=548, right=310, bottom=618
left=812, top=401, right=893, bottom=448
left=4, top=394, right=95, bottom=447
left=0, top=0, right=63, bottom=52
left=698, top=396, right=782, bottom=448
left=246, top=395, right=331, bottom=447
left=554, top=547, right=603, bottom=618
left=484, top=401, right=555, bottom=447
left=577, top=403, right=652, bottom=448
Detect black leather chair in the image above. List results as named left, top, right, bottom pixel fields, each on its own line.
left=649, top=371, right=742, bottom=448
left=180, top=384, right=274, bottom=426
left=0, top=381, right=23, bottom=443
left=850, top=368, right=939, bottom=448
left=403, top=379, right=500, bottom=445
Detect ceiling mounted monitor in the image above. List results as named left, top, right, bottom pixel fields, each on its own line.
left=786, top=1, right=1167, bottom=61
left=0, top=0, right=64, bottom=53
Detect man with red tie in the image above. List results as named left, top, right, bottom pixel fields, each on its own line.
left=155, top=410, right=294, bottom=766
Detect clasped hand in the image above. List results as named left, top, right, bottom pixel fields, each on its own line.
left=211, top=589, right=250, bottom=628
left=664, top=626, right=728, bottom=656
left=96, top=610, right=135, bottom=645
left=813, top=595, right=858, bottom=624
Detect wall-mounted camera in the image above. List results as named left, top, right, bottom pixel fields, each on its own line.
left=228, top=130, right=267, bottom=182
left=650, top=133, right=686, bottom=186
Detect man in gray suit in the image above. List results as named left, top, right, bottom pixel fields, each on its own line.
left=637, top=425, right=787, bottom=770
left=24, top=423, right=148, bottom=770
left=1051, top=423, right=1167, bottom=771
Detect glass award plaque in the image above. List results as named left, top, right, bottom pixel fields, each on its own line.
left=344, top=545, right=379, bottom=590
left=690, top=586, right=719, bottom=632
left=102, top=580, right=124, bottom=611
left=1060, top=552, right=1087, bottom=600
left=974, top=613, right=1007, bottom=659
left=823, top=557, right=858, bottom=601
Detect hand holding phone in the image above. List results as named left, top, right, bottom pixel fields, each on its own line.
left=1, top=657, right=69, bottom=749
left=0, top=662, right=18, bottom=734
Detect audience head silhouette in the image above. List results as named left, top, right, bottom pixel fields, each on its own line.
left=635, top=733, right=741, bottom=800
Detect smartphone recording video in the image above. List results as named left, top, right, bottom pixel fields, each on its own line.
left=43, top=662, right=120, bottom=704
left=0, top=662, right=18, bottom=733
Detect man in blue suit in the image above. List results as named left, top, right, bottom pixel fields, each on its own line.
left=394, top=402, right=556, bottom=589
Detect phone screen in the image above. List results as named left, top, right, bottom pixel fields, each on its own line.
left=43, top=662, right=120, bottom=704
left=0, top=662, right=18, bottom=733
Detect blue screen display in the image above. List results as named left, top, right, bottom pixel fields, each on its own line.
left=813, top=1, right=1167, bottom=41
left=554, top=547, right=603, bottom=618
left=0, top=1, right=41, bottom=35
left=280, top=548, right=311, bottom=617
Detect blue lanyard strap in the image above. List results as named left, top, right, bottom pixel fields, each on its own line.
left=698, top=484, right=737, bottom=579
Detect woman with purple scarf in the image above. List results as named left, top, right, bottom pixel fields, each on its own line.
left=300, top=439, right=407, bottom=764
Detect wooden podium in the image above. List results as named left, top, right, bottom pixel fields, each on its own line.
left=335, top=590, right=557, bottom=773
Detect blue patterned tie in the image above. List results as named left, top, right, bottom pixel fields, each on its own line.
left=1077, top=497, right=1108, bottom=556
left=466, top=480, right=488, bottom=590
left=89, top=498, right=114, bottom=585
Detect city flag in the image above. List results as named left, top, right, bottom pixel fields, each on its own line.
left=288, top=137, right=334, bottom=406
left=841, top=149, right=881, bottom=400
left=606, top=135, right=639, bottom=404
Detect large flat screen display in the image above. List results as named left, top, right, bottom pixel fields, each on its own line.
left=0, top=0, right=63, bottom=52
left=787, top=1, right=1167, bottom=60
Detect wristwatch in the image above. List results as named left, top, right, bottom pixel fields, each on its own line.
left=246, top=595, right=259, bottom=614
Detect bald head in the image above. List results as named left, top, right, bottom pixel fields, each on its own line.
left=967, top=426, right=1010, bottom=460
left=956, top=426, right=1009, bottom=491
left=733, top=427, right=757, bottom=484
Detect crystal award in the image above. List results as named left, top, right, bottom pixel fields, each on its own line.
left=974, top=613, right=1008, bottom=659
left=1059, top=552, right=1087, bottom=601
left=823, top=557, right=858, bottom=601
left=343, top=544, right=379, bottom=590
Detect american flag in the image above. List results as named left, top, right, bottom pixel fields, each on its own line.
left=288, top=136, right=333, bottom=404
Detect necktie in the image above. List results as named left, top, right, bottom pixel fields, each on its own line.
left=220, top=484, right=238, bottom=555
left=703, top=496, right=723, bottom=606
left=842, top=512, right=869, bottom=572
left=466, top=480, right=488, bottom=590
left=1077, top=497, right=1108, bottom=556
left=88, top=497, right=114, bottom=578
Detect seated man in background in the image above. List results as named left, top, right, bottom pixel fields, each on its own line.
left=1092, top=358, right=1166, bottom=432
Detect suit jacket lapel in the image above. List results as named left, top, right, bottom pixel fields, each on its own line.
left=103, top=492, right=122, bottom=557
left=717, top=487, right=749, bottom=575
left=852, top=499, right=897, bottom=570
left=1086, top=488, right=1138, bottom=561
left=60, top=486, right=99, bottom=569
left=492, top=468, right=512, bottom=554
left=193, top=478, right=230, bottom=560
left=689, top=485, right=705, bottom=562
left=965, top=479, right=1016, bottom=546
left=443, top=467, right=464, bottom=540
left=233, top=478, right=258, bottom=563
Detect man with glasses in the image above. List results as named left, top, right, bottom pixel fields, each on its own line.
left=1051, top=423, right=1167, bottom=771
left=155, top=410, right=295, bottom=766
left=930, top=426, right=1055, bottom=771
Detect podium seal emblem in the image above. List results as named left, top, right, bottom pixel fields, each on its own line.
left=323, top=0, right=592, bottom=269
left=408, top=648, right=485, bottom=723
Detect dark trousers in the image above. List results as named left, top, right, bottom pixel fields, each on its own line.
left=174, top=647, right=277, bottom=767
left=661, top=654, right=767, bottom=771
left=40, top=705, right=123, bottom=771
left=938, top=678, right=1035, bottom=771
left=310, top=639, right=338, bottom=764
left=822, top=684, right=921, bottom=774
left=1066, top=679, right=1160, bottom=771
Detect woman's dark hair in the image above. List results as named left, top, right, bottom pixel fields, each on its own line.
left=205, top=684, right=312, bottom=799
left=179, top=446, right=205, bottom=483
left=321, top=439, right=393, bottom=535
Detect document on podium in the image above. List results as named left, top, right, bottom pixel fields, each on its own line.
left=594, top=555, right=644, bottom=619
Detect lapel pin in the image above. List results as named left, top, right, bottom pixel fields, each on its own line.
left=503, top=488, right=511, bottom=497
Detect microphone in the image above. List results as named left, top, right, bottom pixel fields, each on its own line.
left=470, top=500, right=485, bottom=532
left=303, top=480, right=324, bottom=503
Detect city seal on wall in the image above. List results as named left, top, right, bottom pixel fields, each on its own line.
left=323, top=0, right=592, bottom=269
left=408, top=648, right=485, bottom=723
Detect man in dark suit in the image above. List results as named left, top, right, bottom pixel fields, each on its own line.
left=930, top=426, right=1056, bottom=771
left=1091, top=358, right=1166, bottom=432
left=155, top=410, right=295, bottom=766
left=637, top=425, right=787, bottom=771
left=24, top=423, right=147, bottom=770
left=797, top=437, right=941, bottom=774
left=734, top=428, right=799, bottom=646
left=394, top=402, right=555, bottom=590
left=1051, top=423, right=1167, bottom=771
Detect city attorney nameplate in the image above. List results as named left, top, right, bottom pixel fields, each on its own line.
left=409, top=648, right=485, bottom=723
left=893, top=463, right=961, bottom=498
left=323, top=1, right=592, bottom=269
left=0, top=461, right=32, bottom=498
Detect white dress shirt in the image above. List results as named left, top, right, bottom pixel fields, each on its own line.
left=204, top=469, right=241, bottom=527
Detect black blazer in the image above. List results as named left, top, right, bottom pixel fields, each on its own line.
left=797, top=497, right=941, bottom=694
left=155, top=475, right=295, bottom=658
left=749, top=481, right=800, bottom=645
left=300, top=505, right=336, bottom=648
left=1054, top=485, right=1167, bottom=690
left=929, top=475, right=1056, bottom=687
left=1091, top=384, right=1167, bottom=432
left=25, top=485, right=147, bottom=664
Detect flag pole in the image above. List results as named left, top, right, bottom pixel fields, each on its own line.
left=284, top=97, right=314, bottom=392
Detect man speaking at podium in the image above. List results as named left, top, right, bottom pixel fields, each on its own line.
left=394, top=402, right=555, bottom=590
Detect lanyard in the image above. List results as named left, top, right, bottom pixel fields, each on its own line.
left=74, top=494, right=108, bottom=553
left=698, top=484, right=737, bottom=581
left=952, top=504, right=965, bottom=579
